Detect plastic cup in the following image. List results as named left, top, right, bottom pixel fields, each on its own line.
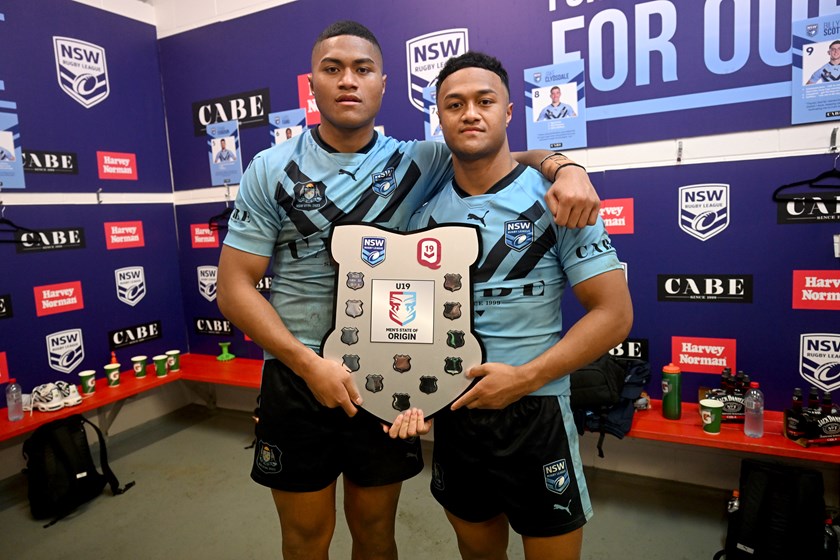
left=131, top=355, right=148, bottom=378
left=153, top=355, right=168, bottom=378
left=700, top=399, right=724, bottom=435
left=79, top=370, right=96, bottom=396
left=165, top=349, right=181, bottom=372
left=104, top=364, right=121, bottom=388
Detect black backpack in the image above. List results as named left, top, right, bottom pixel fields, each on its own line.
left=570, top=355, right=650, bottom=457
left=714, top=458, right=828, bottom=560
left=22, top=414, right=135, bottom=528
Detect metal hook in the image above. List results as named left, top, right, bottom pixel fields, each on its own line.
left=96, top=188, right=103, bottom=204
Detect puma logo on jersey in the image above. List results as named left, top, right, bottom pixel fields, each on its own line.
left=553, top=500, right=572, bottom=515
left=467, top=210, right=489, bottom=227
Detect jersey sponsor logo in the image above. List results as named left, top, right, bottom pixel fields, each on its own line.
left=678, top=184, right=729, bottom=241
left=417, top=238, right=441, bottom=269
left=371, top=167, right=397, bottom=197
left=53, top=37, right=109, bottom=108
left=406, top=29, right=469, bottom=111
left=115, top=266, right=146, bottom=307
left=46, top=328, right=85, bottom=373
left=389, top=291, right=417, bottom=326
left=16, top=228, right=85, bottom=253
left=109, top=320, right=162, bottom=349
left=104, top=221, right=145, bottom=250
left=657, top=274, right=753, bottom=303
left=0, top=294, right=12, bottom=319
left=504, top=220, right=534, bottom=251
left=256, top=441, right=282, bottom=474
left=194, top=318, right=232, bottom=336
left=191, top=88, right=270, bottom=136
left=671, top=336, right=736, bottom=375
left=362, top=236, right=386, bottom=267
left=22, top=150, right=78, bottom=174
left=544, top=459, right=570, bottom=495
left=800, top=334, right=840, bottom=392
left=793, top=270, right=840, bottom=311
left=292, top=181, right=325, bottom=210
left=777, top=192, right=840, bottom=224
left=197, top=266, right=218, bottom=302
left=34, top=281, right=84, bottom=317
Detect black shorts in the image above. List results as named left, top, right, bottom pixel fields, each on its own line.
left=430, top=395, right=592, bottom=537
left=250, top=359, right=423, bottom=492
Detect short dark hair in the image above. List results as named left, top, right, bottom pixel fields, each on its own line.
left=550, top=86, right=561, bottom=93
left=831, top=40, right=840, bottom=49
left=435, top=51, right=509, bottom=97
left=314, top=20, right=382, bottom=57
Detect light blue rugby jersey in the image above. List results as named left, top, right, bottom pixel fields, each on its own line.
left=223, top=129, right=452, bottom=356
left=409, top=164, right=621, bottom=397
left=810, top=62, right=840, bottom=83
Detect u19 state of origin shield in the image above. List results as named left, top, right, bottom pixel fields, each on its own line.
left=322, top=224, right=484, bottom=424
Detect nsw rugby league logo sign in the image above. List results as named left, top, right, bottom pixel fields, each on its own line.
left=678, top=184, right=729, bottom=241
left=53, top=37, right=110, bottom=108
left=405, top=29, right=469, bottom=111
left=322, top=224, right=484, bottom=423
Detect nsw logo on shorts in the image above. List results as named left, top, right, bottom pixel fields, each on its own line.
left=543, top=459, right=570, bottom=495
left=256, top=441, right=282, bottom=475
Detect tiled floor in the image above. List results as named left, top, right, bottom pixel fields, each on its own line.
left=0, top=406, right=730, bottom=559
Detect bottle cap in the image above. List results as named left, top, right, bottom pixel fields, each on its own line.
left=663, top=363, right=681, bottom=374
left=733, top=490, right=739, bottom=497
left=750, top=381, right=759, bottom=389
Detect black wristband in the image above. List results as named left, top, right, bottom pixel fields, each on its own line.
left=538, top=152, right=567, bottom=172
left=553, top=162, right=587, bottom=181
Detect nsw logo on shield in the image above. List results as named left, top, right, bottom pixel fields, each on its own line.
left=362, top=236, right=386, bottom=267
left=115, top=266, right=146, bottom=307
left=406, top=29, right=469, bottom=111
left=53, top=37, right=110, bottom=109
left=197, top=265, right=218, bottom=302
left=678, top=184, right=729, bottom=241
left=46, top=328, right=85, bottom=374
left=800, top=334, right=840, bottom=392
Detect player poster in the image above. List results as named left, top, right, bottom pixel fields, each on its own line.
left=792, top=15, right=840, bottom=124
left=422, top=86, right=445, bottom=143
left=207, top=119, right=242, bottom=186
left=0, top=105, right=24, bottom=189
left=524, top=60, right=586, bottom=150
left=269, top=109, right=306, bottom=146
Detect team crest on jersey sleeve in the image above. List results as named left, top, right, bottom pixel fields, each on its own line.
left=322, top=224, right=484, bottom=423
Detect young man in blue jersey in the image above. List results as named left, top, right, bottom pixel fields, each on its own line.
left=807, top=40, right=840, bottom=84
left=395, top=51, right=632, bottom=560
left=213, top=138, right=237, bottom=163
left=217, top=21, right=602, bottom=560
left=537, top=86, right=577, bottom=120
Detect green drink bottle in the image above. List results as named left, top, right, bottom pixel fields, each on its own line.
left=662, top=363, right=682, bottom=420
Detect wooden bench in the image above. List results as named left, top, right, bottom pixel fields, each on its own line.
left=4, top=355, right=840, bottom=469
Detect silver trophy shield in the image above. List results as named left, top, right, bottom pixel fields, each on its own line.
left=322, top=224, right=483, bottom=424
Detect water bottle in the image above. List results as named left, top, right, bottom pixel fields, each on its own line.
left=825, top=517, right=839, bottom=560
left=6, top=378, right=23, bottom=422
left=744, top=381, right=764, bottom=438
left=661, top=363, right=682, bottom=420
left=727, top=490, right=740, bottom=513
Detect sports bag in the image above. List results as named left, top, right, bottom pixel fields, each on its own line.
left=714, top=458, right=827, bottom=559
left=22, top=414, right=135, bottom=527
left=570, top=355, right=650, bottom=457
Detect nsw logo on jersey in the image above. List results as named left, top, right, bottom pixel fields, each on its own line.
left=504, top=220, right=533, bottom=251
left=371, top=167, right=397, bottom=198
